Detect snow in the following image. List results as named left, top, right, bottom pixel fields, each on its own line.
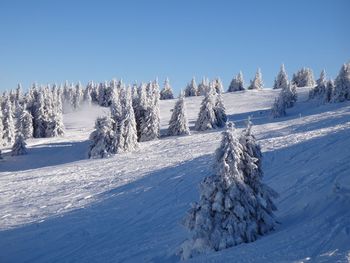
left=0, top=88, right=349, bottom=262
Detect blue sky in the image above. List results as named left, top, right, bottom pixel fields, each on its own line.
left=0, top=0, right=349, bottom=93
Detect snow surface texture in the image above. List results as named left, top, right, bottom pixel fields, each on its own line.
left=0, top=88, right=350, bottom=262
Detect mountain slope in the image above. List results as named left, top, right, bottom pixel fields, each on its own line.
left=0, top=88, right=349, bottom=262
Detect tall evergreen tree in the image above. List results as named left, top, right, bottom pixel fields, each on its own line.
left=15, top=103, right=33, bottom=139
left=197, top=77, right=209, bottom=96
left=185, top=77, right=198, bottom=97
left=214, top=92, right=227, bottom=128
left=168, top=92, right=190, bottom=136
left=309, top=69, right=327, bottom=100
left=160, top=78, right=174, bottom=100
left=213, top=78, right=224, bottom=94
left=248, top=69, right=264, bottom=90
left=332, top=63, right=350, bottom=102
left=324, top=79, right=335, bottom=103
left=273, top=64, right=289, bottom=90
left=2, top=98, right=15, bottom=145
left=180, top=122, right=277, bottom=259
left=88, top=116, right=115, bottom=158
left=228, top=71, right=245, bottom=92
left=195, top=85, right=217, bottom=131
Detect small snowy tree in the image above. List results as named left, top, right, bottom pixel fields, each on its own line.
left=184, top=77, right=198, bottom=97
left=273, top=64, right=289, bottom=90
left=11, top=133, right=27, bottom=156
left=271, top=92, right=286, bottom=118
left=2, top=98, right=15, bottom=145
left=332, top=63, right=350, bottom=102
left=292, top=67, right=316, bottom=87
left=83, top=84, right=92, bottom=106
left=324, top=79, right=335, bottom=103
left=0, top=107, right=4, bottom=146
left=228, top=71, right=244, bottom=92
left=197, top=77, right=209, bottom=96
left=15, top=104, right=33, bottom=139
left=248, top=69, right=264, bottom=90
left=116, top=87, right=139, bottom=153
left=309, top=69, right=327, bottom=100
left=180, top=122, right=277, bottom=260
left=168, top=92, right=190, bottom=136
left=160, top=78, right=174, bottom=100
left=195, top=85, right=217, bottom=131
left=88, top=116, right=115, bottom=158
left=214, top=92, right=227, bottom=128
left=213, top=78, right=224, bottom=94
left=72, top=82, right=83, bottom=110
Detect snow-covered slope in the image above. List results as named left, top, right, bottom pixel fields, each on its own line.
left=0, top=88, right=349, bottom=262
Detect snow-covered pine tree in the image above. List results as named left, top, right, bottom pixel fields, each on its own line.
left=160, top=78, right=174, bottom=100
left=324, top=79, right=335, bottom=103
left=271, top=92, right=286, bottom=118
left=139, top=80, right=160, bottom=142
left=15, top=103, right=33, bottom=139
left=180, top=121, right=277, bottom=260
left=248, top=68, right=264, bottom=90
left=72, top=82, right=83, bottom=110
left=16, top=83, right=23, bottom=103
left=213, top=78, right=224, bottom=94
left=239, top=118, right=278, bottom=216
left=332, top=63, right=350, bottom=102
left=197, top=77, right=209, bottom=96
left=309, top=69, right=327, bottom=100
left=110, top=86, right=123, bottom=133
left=135, top=83, right=148, bottom=140
left=88, top=116, right=115, bottom=158
left=214, top=92, right=227, bottom=128
left=45, top=110, right=64, bottom=137
left=292, top=67, right=316, bottom=87
left=273, top=64, right=289, bottom=90
left=228, top=71, right=245, bottom=92
left=116, top=87, right=139, bottom=152
left=184, top=77, right=198, bottom=97
left=195, top=84, right=217, bottom=131
left=2, top=98, right=15, bottom=145
left=11, top=133, right=27, bottom=156
left=83, top=83, right=92, bottom=106
left=283, top=82, right=297, bottom=108
left=168, top=91, right=190, bottom=136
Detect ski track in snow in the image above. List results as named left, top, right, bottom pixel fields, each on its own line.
left=0, top=88, right=349, bottom=262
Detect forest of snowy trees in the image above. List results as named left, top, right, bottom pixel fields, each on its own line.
left=1, top=62, right=350, bottom=158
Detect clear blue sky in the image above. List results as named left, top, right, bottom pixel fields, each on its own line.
left=0, top=0, right=349, bottom=93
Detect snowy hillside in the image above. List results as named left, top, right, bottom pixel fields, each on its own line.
left=1, top=88, right=350, bottom=262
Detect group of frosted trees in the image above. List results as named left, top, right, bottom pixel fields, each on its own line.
left=271, top=65, right=298, bottom=118
left=309, top=63, right=350, bottom=104
left=183, top=77, right=224, bottom=97
left=0, top=83, right=64, bottom=158
left=88, top=78, right=228, bottom=158
left=271, top=62, right=350, bottom=118
left=180, top=120, right=277, bottom=260
left=88, top=80, right=161, bottom=158
left=228, top=69, right=264, bottom=92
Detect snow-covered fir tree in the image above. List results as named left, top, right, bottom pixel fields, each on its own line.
left=214, top=92, right=227, bottom=128
left=0, top=106, right=4, bottom=146
left=180, top=122, right=277, bottom=260
left=88, top=116, right=115, bottom=158
left=324, top=79, right=335, bottom=103
left=292, top=67, right=316, bottom=87
left=228, top=71, right=245, bottom=92
left=271, top=92, right=286, bottom=118
left=110, top=87, right=123, bottom=133
left=197, top=77, right=209, bottom=96
left=168, top=91, right=190, bottom=136
left=213, top=78, right=224, bottom=94
left=139, top=80, right=160, bottom=142
left=135, top=83, right=148, bottom=140
left=184, top=77, right=198, bottom=97
left=273, top=64, right=289, bottom=90
left=309, top=69, right=327, bottom=100
left=195, top=84, right=217, bottom=131
left=15, top=103, right=33, bottom=139
left=332, top=63, right=350, bottom=102
left=72, top=82, right=83, bottom=110
left=248, top=69, right=264, bottom=90
left=2, top=98, right=15, bottom=145
left=115, top=87, right=139, bottom=152
left=160, top=78, right=174, bottom=100
left=11, top=133, right=27, bottom=156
